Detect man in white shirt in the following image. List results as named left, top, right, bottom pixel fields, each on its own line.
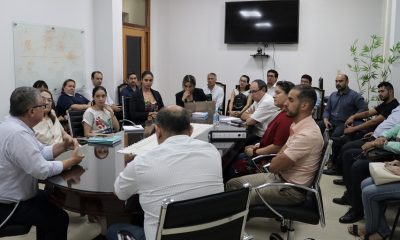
left=241, top=79, right=280, bottom=144
left=107, top=105, right=224, bottom=240
left=81, top=71, right=122, bottom=114
left=0, top=87, right=83, bottom=240
left=203, top=72, right=224, bottom=111
left=300, top=74, right=321, bottom=108
left=266, top=69, right=278, bottom=96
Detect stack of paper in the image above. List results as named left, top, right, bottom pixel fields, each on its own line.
left=118, top=123, right=213, bottom=155
left=192, top=112, right=208, bottom=119
left=219, top=116, right=245, bottom=126
left=88, top=135, right=122, bottom=146
left=123, top=125, right=144, bottom=132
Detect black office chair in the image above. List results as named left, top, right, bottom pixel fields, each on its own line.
left=247, top=131, right=331, bottom=240
left=118, top=187, right=251, bottom=240
left=66, top=109, right=86, bottom=138
left=121, top=96, right=131, bottom=121
left=0, top=225, right=32, bottom=237
left=312, top=87, right=325, bottom=121
left=0, top=203, right=32, bottom=237
left=216, top=82, right=226, bottom=115
left=117, top=83, right=128, bottom=105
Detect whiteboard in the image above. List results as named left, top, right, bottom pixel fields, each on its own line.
left=13, top=22, right=85, bottom=97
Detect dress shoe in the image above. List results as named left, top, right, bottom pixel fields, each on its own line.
left=332, top=194, right=350, bottom=205
left=339, top=208, right=363, bottom=223
left=323, top=166, right=342, bottom=176
left=333, top=179, right=345, bottom=186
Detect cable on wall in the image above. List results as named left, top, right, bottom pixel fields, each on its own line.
left=272, top=43, right=276, bottom=69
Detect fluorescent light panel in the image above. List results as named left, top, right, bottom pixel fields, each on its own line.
left=239, top=10, right=262, bottom=18
left=255, top=22, right=272, bottom=28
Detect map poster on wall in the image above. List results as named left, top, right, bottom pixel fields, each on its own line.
left=13, top=22, right=85, bottom=96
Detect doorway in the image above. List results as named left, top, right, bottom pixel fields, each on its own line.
left=122, top=25, right=149, bottom=82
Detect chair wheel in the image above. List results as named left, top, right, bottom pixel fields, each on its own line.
left=270, top=233, right=283, bottom=240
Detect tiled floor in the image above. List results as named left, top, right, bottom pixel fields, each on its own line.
left=3, top=175, right=399, bottom=240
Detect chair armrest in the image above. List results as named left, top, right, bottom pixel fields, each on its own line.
left=250, top=154, right=276, bottom=173
left=254, top=181, right=317, bottom=221
left=262, top=163, right=270, bottom=173
left=117, top=230, right=136, bottom=240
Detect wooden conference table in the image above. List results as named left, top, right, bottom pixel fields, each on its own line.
left=44, top=124, right=246, bottom=233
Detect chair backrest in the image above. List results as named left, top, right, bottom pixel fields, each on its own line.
left=312, top=87, right=325, bottom=120
left=155, top=187, right=251, bottom=240
left=312, top=129, right=331, bottom=188
left=121, top=96, right=131, bottom=120
left=67, top=109, right=86, bottom=138
left=216, top=82, right=226, bottom=115
left=117, top=83, right=128, bottom=105
left=307, top=129, right=331, bottom=227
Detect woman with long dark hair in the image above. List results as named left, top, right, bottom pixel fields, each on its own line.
left=175, top=75, right=207, bottom=107
left=127, top=71, right=164, bottom=126
left=82, top=86, right=120, bottom=137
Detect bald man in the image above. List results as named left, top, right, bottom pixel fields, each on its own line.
left=107, top=105, right=224, bottom=240
left=318, top=74, right=367, bottom=138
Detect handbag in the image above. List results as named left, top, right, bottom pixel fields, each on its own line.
left=369, top=162, right=400, bottom=185
left=365, top=149, right=399, bottom=162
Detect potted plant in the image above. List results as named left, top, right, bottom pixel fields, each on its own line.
left=347, top=35, right=400, bottom=105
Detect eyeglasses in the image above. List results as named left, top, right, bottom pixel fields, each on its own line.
left=32, top=104, right=47, bottom=109
left=249, top=89, right=261, bottom=94
left=267, top=74, right=275, bottom=78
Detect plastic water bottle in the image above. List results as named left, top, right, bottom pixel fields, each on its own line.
left=213, top=108, right=220, bottom=128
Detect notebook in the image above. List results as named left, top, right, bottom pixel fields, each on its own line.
left=87, top=135, right=122, bottom=146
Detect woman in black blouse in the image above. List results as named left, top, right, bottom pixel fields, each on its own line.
left=127, top=71, right=164, bottom=126
left=175, top=75, right=207, bottom=107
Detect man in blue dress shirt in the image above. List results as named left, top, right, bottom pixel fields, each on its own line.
left=318, top=74, right=367, bottom=137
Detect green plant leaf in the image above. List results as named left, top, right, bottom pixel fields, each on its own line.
left=362, top=45, right=371, bottom=53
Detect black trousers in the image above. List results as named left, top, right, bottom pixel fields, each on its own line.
left=335, top=139, right=365, bottom=171
left=0, top=190, right=69, bottom=240
left=343, top=157, right=370, bottom=215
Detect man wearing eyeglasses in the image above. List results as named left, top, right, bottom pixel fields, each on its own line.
left=241, top=79, right=279, bottom=144
left=266, top=69, right=279, bottom=96
left=0, top=87, right=84, bottom=240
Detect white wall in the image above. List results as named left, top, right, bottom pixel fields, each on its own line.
left=93, top=0, right=123, bottom=104
left=0, top=0, right=94, bottom=117
left=1, top=0, right=396, bottom=117
left=151, top=0, right=385, bottom=106
left=0, top=0, right=123, bottom=118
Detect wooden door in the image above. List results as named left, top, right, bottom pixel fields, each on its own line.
left=122, top=26, right=149, bottom=81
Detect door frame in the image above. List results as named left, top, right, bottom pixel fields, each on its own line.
left=122, top=25, right=150, bottom=82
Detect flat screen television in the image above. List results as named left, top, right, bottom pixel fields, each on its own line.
left=224, top=0, right=299, bottom=44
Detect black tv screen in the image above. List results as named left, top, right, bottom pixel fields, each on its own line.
left=224, top=0, right=299, bottom=44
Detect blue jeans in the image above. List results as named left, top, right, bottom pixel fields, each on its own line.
left=361, top=177, right=400, bottom=237
left=106, top=223, right=146, bottom=240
